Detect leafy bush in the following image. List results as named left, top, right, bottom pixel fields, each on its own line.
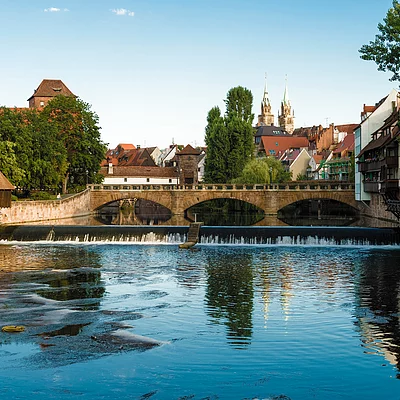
left=31, top=191, right=57, bottom=201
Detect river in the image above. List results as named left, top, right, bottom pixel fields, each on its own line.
left=0, top=237, right=400, bottom=399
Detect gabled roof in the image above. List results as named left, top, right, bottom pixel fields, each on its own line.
left=312, top=154, right=324, bottom=164
left=27, top=79, right=75, bottom=101
left=261, top=135, right=309, bottom=156
left=118, top=148, right=156, bottom=167
left=333, top=133, right=354, bottom=154
left=0, top=171, right=15, bottom=190
left=177, top=144, right=201, bottom=155
left=118, top=143, right=136, bottom=151
left=255, top=125, right=289, bottom=137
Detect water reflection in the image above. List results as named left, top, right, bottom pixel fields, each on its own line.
left=96, top=199, right=172, bottom=225
left=1, top=243, right=400, bottom=399
left=205, top=252, right=254, bottom=347
left=354, top=250, right=400, bottom=375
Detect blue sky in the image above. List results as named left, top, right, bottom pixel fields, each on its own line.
left=0, top=0, right=396, bottom=149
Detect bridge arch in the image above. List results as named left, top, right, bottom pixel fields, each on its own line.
left=274, top=191, right=359, bottom=212
left=88, top=183, right=361, bottom=217
left=180, top=192, right=264, bottom=215
left=90, top=190, right=174, bottom=213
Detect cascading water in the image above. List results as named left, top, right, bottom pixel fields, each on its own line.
left=0, top=225, right=399, bottom=246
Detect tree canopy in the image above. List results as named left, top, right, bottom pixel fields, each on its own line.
left=233, top=157, right=291, bottom=185
left=41, top=96, right=107, bottom=193
left=0, top=96, right=107, bottom=195
left=204, top=86, right=255, bottom=183
left=359, top=1, right=400, bottom=81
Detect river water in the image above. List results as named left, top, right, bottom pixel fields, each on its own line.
left=0, top=239, right=400, bottom=399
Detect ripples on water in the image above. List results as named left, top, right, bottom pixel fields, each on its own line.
left=0, top=243, right=400, bottom=399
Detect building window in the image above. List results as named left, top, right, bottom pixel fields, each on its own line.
left=124, top=178, right=127, bottom=182
left=146, top=178, right=150, bottom=182
left=40, top=101, right=45, bottom=107
left=169, top=179, right=172, bottom=183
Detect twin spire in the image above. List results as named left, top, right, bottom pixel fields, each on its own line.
left=257, top=74, right=294, bottom=134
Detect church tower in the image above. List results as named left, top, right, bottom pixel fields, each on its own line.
left=257, top=74, right=274, bottom=127
left=278, top=77, right=295, bottom=134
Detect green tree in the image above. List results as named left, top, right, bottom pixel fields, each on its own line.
left=359, top=1, right=400, bottom=81
left=25, top=108, right=68, bottom=192
left=204, top=107, right=230, bottom=183
left=225, top=86, right=254, bottom=123
left=204, top=87, right=255, bottom=183
left=40, top=96, right=107, bottom=193
left=0, top=107, right=26, bottom=186
left=234, top=157, right=291, bottom=184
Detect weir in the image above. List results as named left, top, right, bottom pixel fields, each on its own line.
left=1, top=225, right=399, bottom=246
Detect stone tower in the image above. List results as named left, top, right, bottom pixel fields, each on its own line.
left=257, top=74, right=274, bottom=127
left=278, top=77, right=295, bottom=134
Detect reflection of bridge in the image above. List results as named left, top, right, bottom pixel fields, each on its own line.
left=88, top=182, right=360, bottom=216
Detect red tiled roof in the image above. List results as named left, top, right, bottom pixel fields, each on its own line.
left=118, top=143, right=136, bottom=150
left=261, top=136, right=309, bottom=155
left=177, top=144, right=201, bottom=155
left=27, top=79, right=75, bottom=101
left=313, top=154, right=324, bottom=163
left=100, top=166, right=177, bottom=178
left=0, top=171, right=15, bottom=190
left=363, top=105, right=376, bottom=113
left=118, top=148, right=156, bottom=167
left=333, top=133, right=354, bottom=154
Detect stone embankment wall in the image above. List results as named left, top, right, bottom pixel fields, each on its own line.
left=0, top=190, right=91, bottom=225
left=359, top=194, right=399, bottom=227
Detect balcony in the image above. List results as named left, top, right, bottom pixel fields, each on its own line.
left=380, top=179, right=400, bottom=192
left=386, top=156, right=399, bottom=168
left=363, top=181, right=380, bottom=193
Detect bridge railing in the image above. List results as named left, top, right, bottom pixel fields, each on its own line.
left=87, top=182, right=355, bottom=192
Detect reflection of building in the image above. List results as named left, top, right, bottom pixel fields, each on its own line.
left=355, top=254, right=400, bottom=370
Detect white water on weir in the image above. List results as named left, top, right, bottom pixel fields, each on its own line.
left=0, top=233, right=399, bottom=247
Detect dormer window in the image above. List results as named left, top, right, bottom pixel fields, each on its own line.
left=52, top=87, right=62, bottom=92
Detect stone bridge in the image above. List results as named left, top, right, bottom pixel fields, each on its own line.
left=88, top=182, right=361, bottom=216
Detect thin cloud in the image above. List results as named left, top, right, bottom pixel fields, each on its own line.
left=111, top=8, right=134, bottom=17
left=44, top=7, right=69, bottom=12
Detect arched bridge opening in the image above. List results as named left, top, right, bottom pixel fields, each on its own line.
left=277, top=198, right=360, bottom=226
left=88, top=182, right=360, bottom=223
left=186, top=198, right=265, bottom=226
left=95, top=197, right=172, bottom=226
